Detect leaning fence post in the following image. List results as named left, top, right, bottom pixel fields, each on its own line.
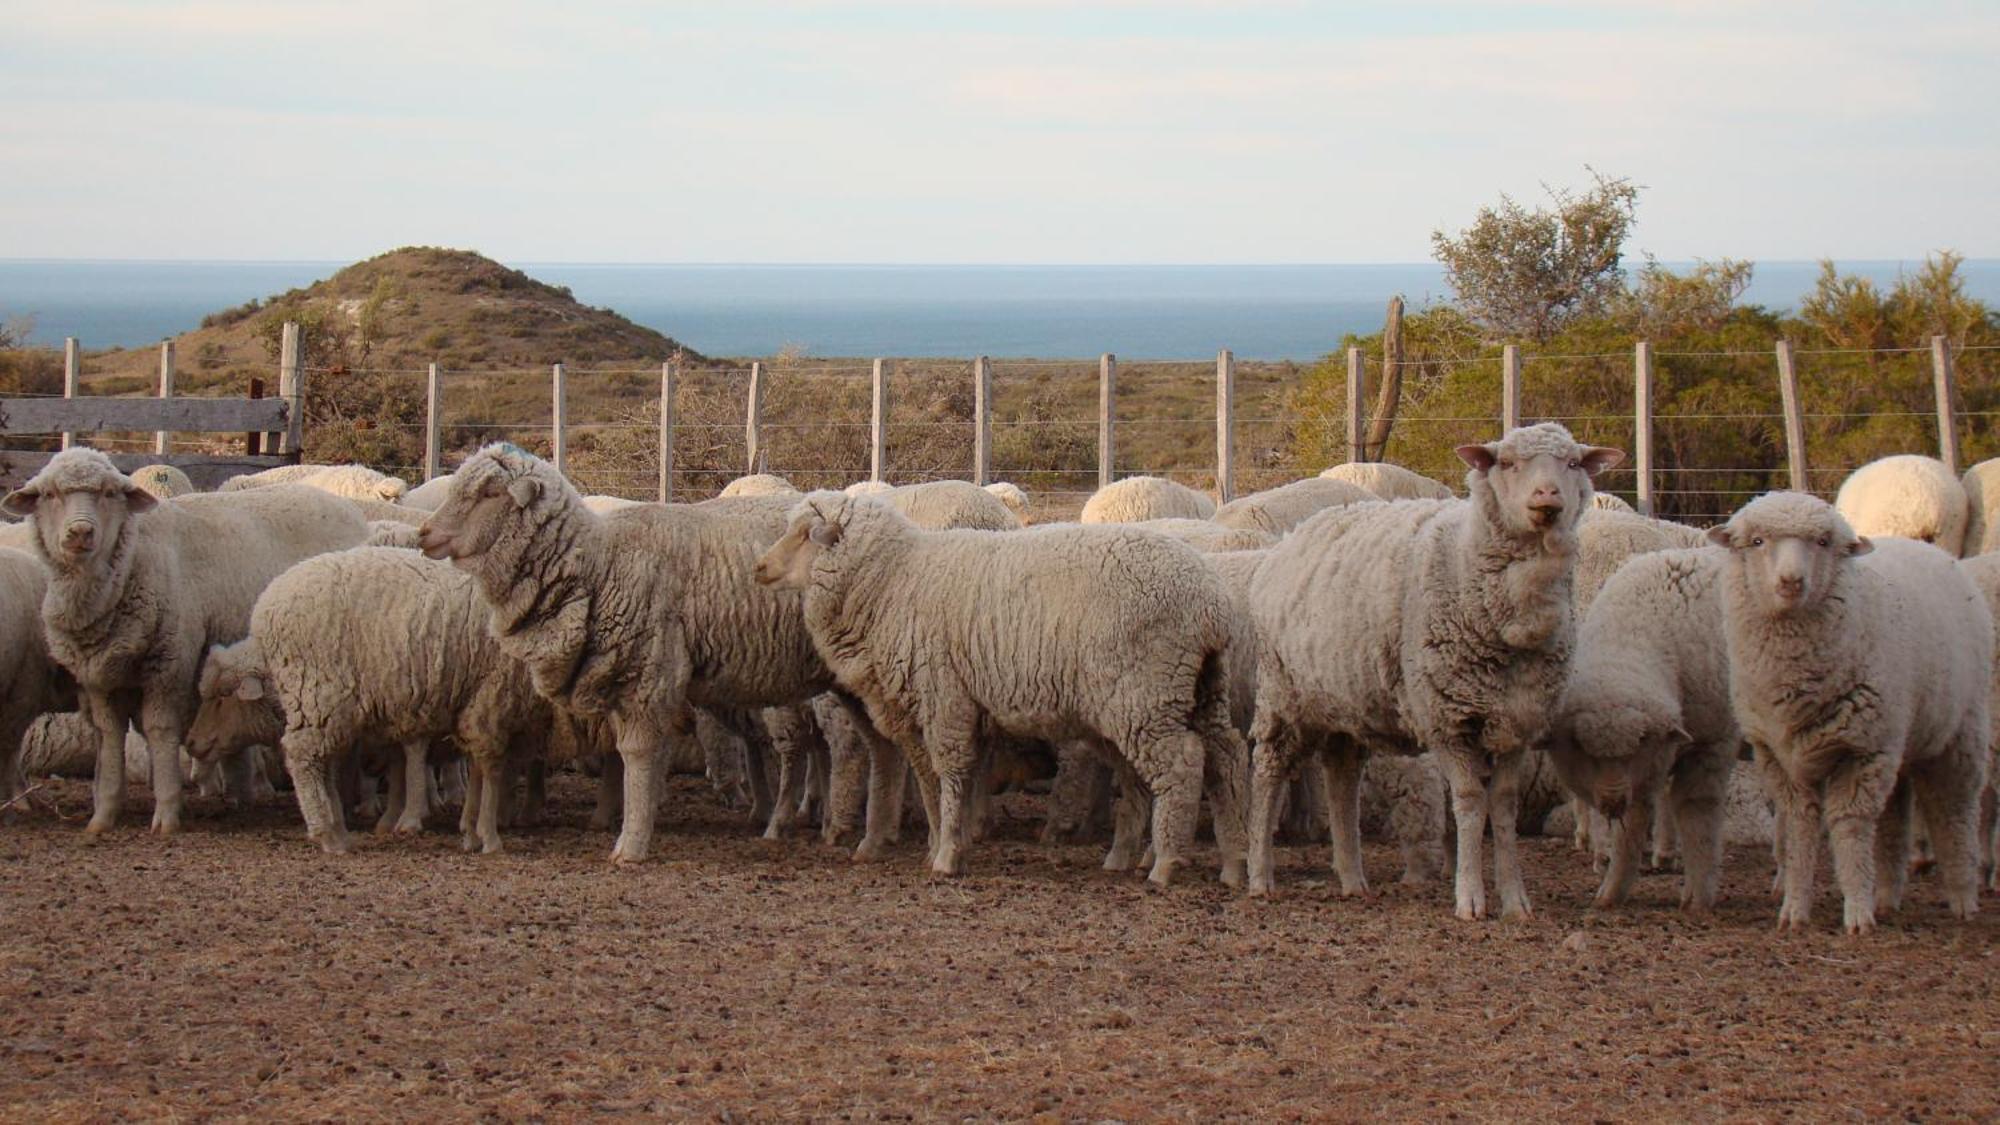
left=155, top=340, right=176, bottom=455
left=551, top=362, right=567, bottom=476
left=1345, top=347, right=1366, bottom=463
left=746, top=361, right=765, bottom=474
left=973, top=356, right=992, bottom=486
left=1633, top=341, right=1655, bottom=516
left=1215, top=349, right=1236, bottom=502
left=659, top=361, right=677, bottom=503
left=277, top=321, right=302, bottom=456
left=1098, top=353, right=1116, bottom=490
left=870, top=358, right=888, bottom=483
left=424, top=363, right=443, bottom=482
left=60, top=337, right=80, bottom=451
left=1932, top=335, right=1960, bottom=474
left=1501, top=344, right=1521, bottom=432
left=1774, top=339, right=1808, bottom=492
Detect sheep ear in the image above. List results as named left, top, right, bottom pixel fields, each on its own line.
left=1848, top=535, right=1874, bottom=557
left=808, top=518, right=843, bottom=548
left=235, top=676, right=265, bottom=702
left=0, top=486, right=39, bottom=517
left=124, top=485, right=159, bottom=513
left=1579, top=446, right=1625, bottom=476
left=507, top=477, right=542, bottom=509
left=1455, top=444, right=1498, bottom=472
left=1705, top=525, right=1734, bottom=549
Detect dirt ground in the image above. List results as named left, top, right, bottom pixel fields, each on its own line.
left=2, top=772, right=1997, bottom=1122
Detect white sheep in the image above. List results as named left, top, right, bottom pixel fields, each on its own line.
left=755, top=492, right=1249, bottom=885
left=1133, top=518, right=1275, bottom=554
left=417, top=445, right=834, bottom=864
left=1833, top=453, right=1968, bottom=556
left=719, top=472, right=798, bottom=498
left=1317, top=461, right=1455, bottom=501
left=843, top=480, right=895, bottom=497
left=1548, top=547, right=1738, bottom=913
left=1589, top=492, right=1635, bottom=513
left=1211, top=477, right=1374, bottom=537
left=1709, top=491, right=1990, bottom=932
left=221, top=463, right=410, bottom=504
left=1080, top=475, right=1215, bottom=523
left=1961, top=458, right=2000, bottom=557
left=1247, top=422, right=1624, bottom=918
left=1574, top=507, right=1710, bottom=608
left=0, top=548, right=72, bottom=805
left=364, top=520, right=423, bottom=549
left=583, top=495, right=643, bottom=514
left=399, top=473, right=457, bottom=511
left=882, top=479, right=1020, bottom=530
left=1, top=450, right=368, bottom=834
left=1954, top=551, right=2000, bottom=887
left=983, top=481, right=1030, bottom=521
left=128, top=464, right=196, bottom=500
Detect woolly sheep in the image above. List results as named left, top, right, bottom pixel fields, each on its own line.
left=1954, top=551, right=2000, bottom=887
left=984, top=481, right=1030, bottom=521
left=1548, top=547, right=1738, bottom=913
left=1211, top=477, right=1375, bottom=537
left=128, top=464, right=196, bottom=500
left=222, top=463, right=410, bottom=504
left=719, top=473, right=798, bottom=498
left=1317, top=461, right=1455, bottom=501
left=1132, top=518, right=1275, bottom=554
left=417, top=445, right=833, bottom=863
left=755, top=492, right=1249, bottom=886
left=1833, top=454, right=1968, bottom=556
left=1, top=450, right=368, bottom=834
left=0, top=548, right=71, bottom=805
left=1080, top=475, right=1215, bottom=523
left=1590, top=492, right=1635, bottom=513
left=583, top=495, right=643, bottom=514
left=1709, top=492, right=1990, bottom=932
left=882, top=479, right=1020, bottom=530
left=343, top=496, right=426, bottom=527
left=1573, top=508, right=1709, bottom=609
left=843, top=480, right=895, bottom=497
left=399, top=473, right=457, bottom=511
left=1961, top=458, right=2000, bottom=557
left=365, top=520, right=423, bottom=549
left=20, top=711, right=149, bottom=786
left=1247, top=423, right=1624, bottom=918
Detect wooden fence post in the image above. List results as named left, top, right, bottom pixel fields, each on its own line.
left=551, top=363, right=567, bottom=476
left=1345, top=347, right=1366, bottom=463
left=1098, top=353, right=1116, bottom=490
left=154, top=340, right=176, bottom=455
left=60, top=337, right=79, bottom=451
left=1634, top=341, right=1655, bottom=516
left=746, top=361, right=765, bottom=474
left=277, top=321, right=302, bottom=456
left=1932, top=335, right=1959, bottom=474
left=973, top=356, right=992, bottom=486
left=1501, top=344, right=1521, bottom=433
left=423, top=363, right=442, bottom=482
left=870, top=358, right=888, bottom=483
left=1215, top=349, right=1236, bottom=502
left=659, top=361, right=677, bottom=503
left=246, top=378, right=264, bottom=456
left=1774, top=339, right=1808, bottom=492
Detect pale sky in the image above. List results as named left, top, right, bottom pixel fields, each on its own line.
left=3, top=0, right=1995, bottom=263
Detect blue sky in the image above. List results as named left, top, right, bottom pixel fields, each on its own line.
left=3, top=1, right=1994, bottom=263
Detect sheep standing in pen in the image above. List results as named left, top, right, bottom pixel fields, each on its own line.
left=882, top=479, right=1021, bottom=530
left=1247, top=423, right=1624, bottom=918
left=128, top=464, right=196, bottom=500
left=2, top=450, right=367, bottom=834
left=1961, top=458, right=2000, bottom=557
left=417, top=444, right=833, bottom=863
left=1211, top=477, right=1374, bottom=537
left=0, top=548, right=72, bottom=807
left=983, top=481, right=1030, bottom=522
left=221, top=463, right=410, bottom=504
left=1080, top=475, right=1215, bottom=523
left=719, top=472, right=798, bottom=498
left=1955, top=552, right=2000, bottom=887
left=1709, top=492, right=1990, bottom=933
left=755, top=491, right=1249, bottom=885
left=1833, top=453, right=1969, bottom=555
left=1318, top=461, right=1455, bottom=501
left=1548, top=547, right=1737, bottom=913
left=1130, top=519, right=1274, bottom=553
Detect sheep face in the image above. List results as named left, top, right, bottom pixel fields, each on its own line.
left=755, top=495, right=849, bottom=589
left=1, top=449, right=158, bottom=566
left=1456, top=423, right=1622, bottom=539
left=1706, top=492, right=1873, bottom=614
left=187, top=652, right=281, bottom=762
left=1550, top=705, right=1688, bottom=819
left=417, top=449, right=542, bottom=565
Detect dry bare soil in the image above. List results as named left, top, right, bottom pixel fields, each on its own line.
left=2, top=773, right=1996, bottom=1120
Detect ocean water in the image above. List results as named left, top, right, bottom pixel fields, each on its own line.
left=2, top=259, right=1995, bottom=362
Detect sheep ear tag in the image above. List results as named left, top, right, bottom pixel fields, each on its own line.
left=508, top=478, right=542, bottom=509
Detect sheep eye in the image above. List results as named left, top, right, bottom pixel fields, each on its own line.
left=1921, top=534, right=1935, bottom=544
left=1817, top=535, right=1831, bottom=547
left=1750, top=537, right=1765, bottom=548
left=1567, top=459, right=1581, bottom=470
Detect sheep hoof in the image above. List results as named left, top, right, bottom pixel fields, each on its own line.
left=1335, top=880, right=1369, bottom=899
left=84, top=817, right=116, bottom=838
left=609, top=843, right=648, bottom=866
left=1501, top=902, right=1534, bottom=921
left=319, top=835, right=352, bottom=856
left=481, top=839, right=503, bottom=856
left=852, top=837, right=885, bottom=862
left=394, top=820, right=425, bottom=838
left=1218, top=860, right=1246, bottom=889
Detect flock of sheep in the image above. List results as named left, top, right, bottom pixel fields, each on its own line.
left=3, top=432, right=1998, bottom=935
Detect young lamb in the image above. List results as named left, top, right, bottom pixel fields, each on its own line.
left=1080, top=475, right=1216, bottom=523
left=0, top=548, right=73, bottom=805
left=221, top=463, right=410, bottom=504
left=1548, top=547, right=1737, bottom=913
left=418, top=444, right=833, bottom=864
left=1709, top=492, right=1990, bottom=933
left=1247, top=422, right=1624, bottom=918
left=1211, top=477, right=1374, bottom=537
left=1317, top=461, right=1455, bottom=501
left=755, top=491, right=1249, bottom=885
left=1, top=450, right=368, bottom=834
left=1962, top=458, right=2000, bottom=558
left=1832, top=453, right=1969, bottom=556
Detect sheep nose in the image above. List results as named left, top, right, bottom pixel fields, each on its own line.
left=62, top=521, right=95, bottom=552
left=1776, top=575, right=1805, bottom=597
left=416, top=525, right=451, bottom=560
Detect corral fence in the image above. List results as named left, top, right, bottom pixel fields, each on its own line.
left=6, top=324, right=1993, bottom=523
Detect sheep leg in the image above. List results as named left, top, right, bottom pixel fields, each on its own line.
left=459, top=765, right=483, bottom=849
left=1140, top=734, right=1204, bottom=888
left=1823, top=751, right=1898, bottom=935
left=137, top=702, right=189, bottom=836
left=967, top=745, right=996, bottom=844
left=1245, top=721, right=1299, bottom=897
left=1318, top=742, right=1368, bottom=897
left=1040, top=741, right=1101, bottom=844
left=1102, top=758, right=1148, bottom=873
left=377, top=760, right=406, bottom=837
left=1648, top=785, right=1679, bottom=872
left=1489, top=750, right=1532, bottom=919
left=610, top=724, right=662, bottom=865
left=821, top=709, right=868, bottom=848
left=520, top=759, right=547, bottom=828
left=1871, top=777, right=1914, bottom=918
left=855, top=731, right=903, bottom=861
left=803, top=733, right=829, bottom=823
left=1200, top=726, right=1251, bottom=889
left=741, top=727, right=776, bottom=829
left=763, top=708, right=812, bottom=841
left=393, top=739, right=429, bottom=835
left=282, top=732, right=348, bottom=855
left=1438, top=751, right=1491, bottom=921
left=224, top=747, right=261, bottom=808
left=1594, top=783, right=1652, bottom=910
left=1910, top=735, right=1985, bottom=920
left=476, top=757, right=505, bottom=855
left=1983, top=783, right=1999, bottom=893
left=1671, top=750, right=1729, bottom=915
left=590, top=757, right=622, bottom=832
left=1383, top=753, right=1448, bottom=886
left=930, top=752, right=974, bottom=877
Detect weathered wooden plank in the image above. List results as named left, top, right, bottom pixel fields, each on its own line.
left=1098, top=354, right=1116, bottom=489
left=60, top=338, right=80, bottom=451
left=1501, top=344, right=1521, bottom=432
left=276, top=321, right=301, bottom=455
left=1634, top=341, right=1655, bottom=516
left=1215, top=348, right=1235, bottom=503
left=0, top=395, right=289, bottom=435
left=659, top=361, right=677, bottom=503
left=1345, top=347, right=1366, bottom=463
left=155, top=341, right=176, bottom=455
left=972, top=356, right=992, bottom=486
left=870, top=358, right=888, bottom=483
left=1932, top=335, right=1959, bottom=474
left=0, top=451, right=292, bottom=493
left=1774, top=339, right=1808, bottom=491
